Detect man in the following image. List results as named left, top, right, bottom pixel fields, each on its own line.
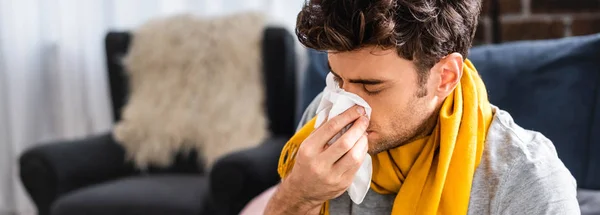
left=249, top=0, right=580, bottom=214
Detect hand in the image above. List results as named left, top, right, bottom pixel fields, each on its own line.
left=265, top=105, right=370, bottom=214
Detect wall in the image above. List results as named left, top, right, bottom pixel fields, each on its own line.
left=475, top=0, right=600, bottom=44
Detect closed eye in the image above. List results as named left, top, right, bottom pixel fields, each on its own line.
left=332, top=72, right=387, bottom=95
left=363, top=86, right=383, bottom=95
left=334, top=74, right=384, bottom=95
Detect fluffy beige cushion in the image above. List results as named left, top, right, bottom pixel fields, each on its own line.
left=113, top=12, right=268, bottom=169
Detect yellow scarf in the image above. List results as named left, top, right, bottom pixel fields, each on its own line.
left=278, top=59, right=493, bottom=214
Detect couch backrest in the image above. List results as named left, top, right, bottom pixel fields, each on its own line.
left=104, top=27, right=297, bottom=137
left=469, top=33, right=600, bottom=189
left=104, top=32, right=131, bottom=123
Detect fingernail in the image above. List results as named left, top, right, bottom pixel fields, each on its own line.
left=357, top=106, right=365, bottom=115
left=360, top=116, right=369, bottom=123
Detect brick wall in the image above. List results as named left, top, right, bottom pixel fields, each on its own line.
left=474, top=0, right=600, bottom=44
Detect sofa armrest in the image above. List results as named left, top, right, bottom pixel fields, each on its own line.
left=207, top=136, right=287, bottom=215
left=19, top=132, right=136, bottom=215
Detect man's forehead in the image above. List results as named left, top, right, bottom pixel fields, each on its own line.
left=327, top=59, right=395, bottom=85
left=327, top=51, right=414, bottom=81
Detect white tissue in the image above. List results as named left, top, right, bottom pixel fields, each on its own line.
left=314, top=72, right=373, bottom=205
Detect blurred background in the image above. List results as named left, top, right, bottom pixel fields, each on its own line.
left=1, top=0, right=599, bottom=215
left=0, top=1, right=304, bottom=215
left=474, top=0, right=600, bottom=44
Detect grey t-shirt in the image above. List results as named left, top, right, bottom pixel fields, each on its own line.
left=297, top=93, right=580, bottom=215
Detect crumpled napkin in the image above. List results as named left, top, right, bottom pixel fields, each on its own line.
left=314, top=72, right=373, bottom=205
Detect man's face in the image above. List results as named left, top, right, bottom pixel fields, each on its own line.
left=328, top=47, right=440, bottom=154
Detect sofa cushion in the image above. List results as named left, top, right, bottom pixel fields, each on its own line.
left=299, top=49, right=328, bottom=121
left=468, top=33, right=600, bottom=189
left=578, top=189, right=600, bottom=215
left=587, top=54, right=600, bottom=190
left=52, top=175, right=207, bottom=215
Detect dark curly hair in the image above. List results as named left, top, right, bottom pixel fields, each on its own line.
left=296, top=0, right=481, bottom=87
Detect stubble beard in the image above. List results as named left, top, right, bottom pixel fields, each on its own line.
left=366, top=90, right=440, bottom=155
left=367, top=113, right=438, bottom=155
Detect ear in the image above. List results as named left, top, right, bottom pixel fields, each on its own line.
left=434, top=52, right=463, bottom=98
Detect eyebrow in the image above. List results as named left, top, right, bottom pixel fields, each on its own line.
left=327, top=61, right=386, bottom=85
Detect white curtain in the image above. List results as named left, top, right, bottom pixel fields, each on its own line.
left=0, top=0, right=306, bottom=214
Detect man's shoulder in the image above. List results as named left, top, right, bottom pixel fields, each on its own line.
left=484, top=106, right=563, bottom=169
left=483, top=106, right=572, bottom=175
left=474, top=106, right=579, bottom=214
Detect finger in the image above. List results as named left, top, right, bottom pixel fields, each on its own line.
left=334, top=133, right=369, bottom=177
left=321, top=116, right=369, bottom=164
left=303, top=105, right=366, bottom=153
